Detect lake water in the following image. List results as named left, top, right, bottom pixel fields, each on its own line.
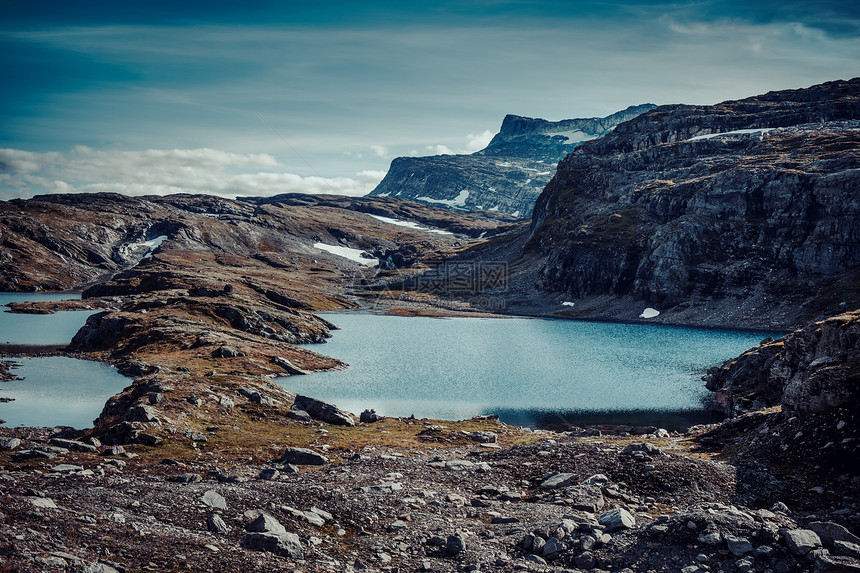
left=287, top=313, right=778, bottom=429
left=1, top=293, right=129, bottom=429
left=0, top=292, right=99, bottom=345
left=0, top=357, right=129, bottom=428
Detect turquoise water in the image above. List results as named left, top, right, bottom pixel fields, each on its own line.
left=0, top=357, right=129, bottom=428
left=0, top=292, right=98, bottom=345
left=287, top=313, right=779, bottom=428
left=0, top=293, right=129, bottom=428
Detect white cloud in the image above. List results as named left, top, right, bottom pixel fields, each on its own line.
left=465, top=130, right=495, bottom=153
left=427, top=144, right=455, bottom=155
left=370, top=144, right=391, bottom=159
left=0, top=147, right=385, bottom=200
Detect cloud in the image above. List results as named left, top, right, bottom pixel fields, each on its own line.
left=370, top=144, right=391, bottom=159
left=426, top=144, right=455, bottom=155
left=0, top=147, right=385, bottom=201
left=465, top=130, right=495, bottom=153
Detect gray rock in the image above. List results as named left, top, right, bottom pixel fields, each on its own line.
left=783, top=528, right=822, bottom=556
left=574, top=551, right=596, bottom=569
left=309, top=507, right=333, bottom=522
left=272, top=356, right=308, bottom=375
left=102, top=445, right=125, bottom=456
left=581, top=473, right=610, bottom=486
left=810, top=521, right=860, bottom=547
left=214, top=345, right=244, bottom=358
left=540, top=472, right=575, bottom=490
left=240, top=532, right=303, bottom=559
left=835, top=541, right=860, bottom=559
left=698, top=531, right=722, bottom=545
left=27, top=496, right=58, bottom=509
left=207, top=514, right=229, bottom=534
left=12, top=449, right=56, bottom=461
left=49, top=438, right=97, bottom=452
left=278, top=446, right=328, bottom=466
left=125, top=404, right=160, bottom=423
left=598, top=508, right=636, bottom=532
left=814, top=554, right=860, bottom=572
left=258, top=468, right=280, bottom=480
left=359, top=409, right=382, bottom=423
left=566, top=484, right=605, bottom=512
left=287, top=409, right=312, bottom=422
left=0, top=437, right=22, bottom=450
left=542, top=537, right=565, bottom=560
left=168, top=473, right=203, bottom=483
left=246, top=512, right=287, bottom=535
left=726, top=535, right=754, bottom=556
left=238, top=387, right=276, bottom=405
left=446, top=534, right=466, bottom=555
left=217, top=395, right=234, bottom=408
left=490, top=515, right=520, bottom=524
left=293, top=395, right=354, bottom=426
left=200, top=490, right=227, bottom=509
left=50, top=464, right=84, bottom=474
left=465, top=431, right=497, bottom=443
left=387, top=520, right=408, bottom=532
left=445, top=459, right=475, bottom=471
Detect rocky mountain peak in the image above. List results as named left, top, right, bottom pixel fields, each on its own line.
left=368, top=104, right=656, bottom=217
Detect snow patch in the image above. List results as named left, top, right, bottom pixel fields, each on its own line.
left=416, top=190, right=470, bottom=208
left=511, top=210, right=521, bottom=217
left=562, top=301, right=575, bottom=307
left=313, top=243, right=378, bottom=267
left=688, top=128, right=774, bottom=141
left=639, top=308, right=660, bottom=319
left=367, top=214, right=454, bottom=235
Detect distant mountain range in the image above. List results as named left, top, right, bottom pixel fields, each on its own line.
left=368, top=104, right=656, bottom=217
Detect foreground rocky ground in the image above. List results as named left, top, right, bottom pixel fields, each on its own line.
left=1, top=411, right=858, bottom=573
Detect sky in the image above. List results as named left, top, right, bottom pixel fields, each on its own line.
left=1, top=0, right=858, bottom=201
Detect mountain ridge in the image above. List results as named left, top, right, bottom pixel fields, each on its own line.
left=368, top=104, right=656, bottom=217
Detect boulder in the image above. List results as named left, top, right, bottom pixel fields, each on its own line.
left=240, top=532, right=303, bottom=559
left=292, top=395, right=355, bottom=426
left=360, top=409, right=382, bottom=423
left=598, top=508, right=636, bottom=532
left=783, top=528, right=822, bottom=556
left=278, top=447, right=329, bottom=466
left=207, top=514, right=229, bottom=534
left=566, top=484, right=605, bottom=512
left=200, top=490, right=227, bottom=510
left=540, top=472, right=575, bottom=490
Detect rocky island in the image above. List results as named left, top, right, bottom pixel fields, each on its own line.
left=0, top=78, right=858, bottom=572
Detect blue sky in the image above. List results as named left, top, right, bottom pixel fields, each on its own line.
left=1, top=0, right=858, bottom=200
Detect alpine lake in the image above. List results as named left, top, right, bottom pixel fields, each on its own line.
left=1, top=295, right=779, bottom=431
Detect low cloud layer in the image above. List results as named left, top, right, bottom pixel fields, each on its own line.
left=0, top=147, right=385, bottom=201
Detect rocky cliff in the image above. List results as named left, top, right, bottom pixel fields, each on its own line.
left=445, top=78, right=860, bottom=330
left=368, top=104, right=656, bottom=217
left=695, top=311, right=858, bottom=494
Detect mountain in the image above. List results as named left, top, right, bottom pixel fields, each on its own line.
left=431, top=78, right=860, bottom=330
left=368, top=104, right=656, bottom=217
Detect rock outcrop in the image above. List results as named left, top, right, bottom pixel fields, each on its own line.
left=697, top=311, right=858, bottom=488
left=445, top=78, right=860, bottom=329
left=705, top=310, right=860, bottom=418
left=369, top=105, right=656, bottom=217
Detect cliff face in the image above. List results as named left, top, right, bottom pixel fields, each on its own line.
left=368, top=105, right=655, bottom=217
left=498, top=78, right=860, bottom=328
